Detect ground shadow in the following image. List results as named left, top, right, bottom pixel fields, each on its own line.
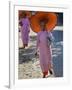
left=52, top=30, right=63, bottom=77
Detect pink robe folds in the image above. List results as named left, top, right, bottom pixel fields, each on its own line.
left=20, top=18, right=30, bottom=45
left=37, top=31, right=52, bottom=75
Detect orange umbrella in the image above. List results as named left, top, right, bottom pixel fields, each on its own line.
left=30, top=12, right=57, bottom=33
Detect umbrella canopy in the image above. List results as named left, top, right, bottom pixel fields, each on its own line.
left=30, top=12, right=57, bottom=33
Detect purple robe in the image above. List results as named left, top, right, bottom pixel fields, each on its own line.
left=20, top=18, right=30, bottom=45
left=37, top=31, right=52, bottom=73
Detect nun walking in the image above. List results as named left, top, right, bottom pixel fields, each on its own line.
left=35, top=21, right=54, bottom=78
left=19, top=13, right=30, bottom=48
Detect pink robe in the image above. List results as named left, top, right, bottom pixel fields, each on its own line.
left=20, top=18, right=30, bottom=45
left=37, top=31, right=52, bottom=74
